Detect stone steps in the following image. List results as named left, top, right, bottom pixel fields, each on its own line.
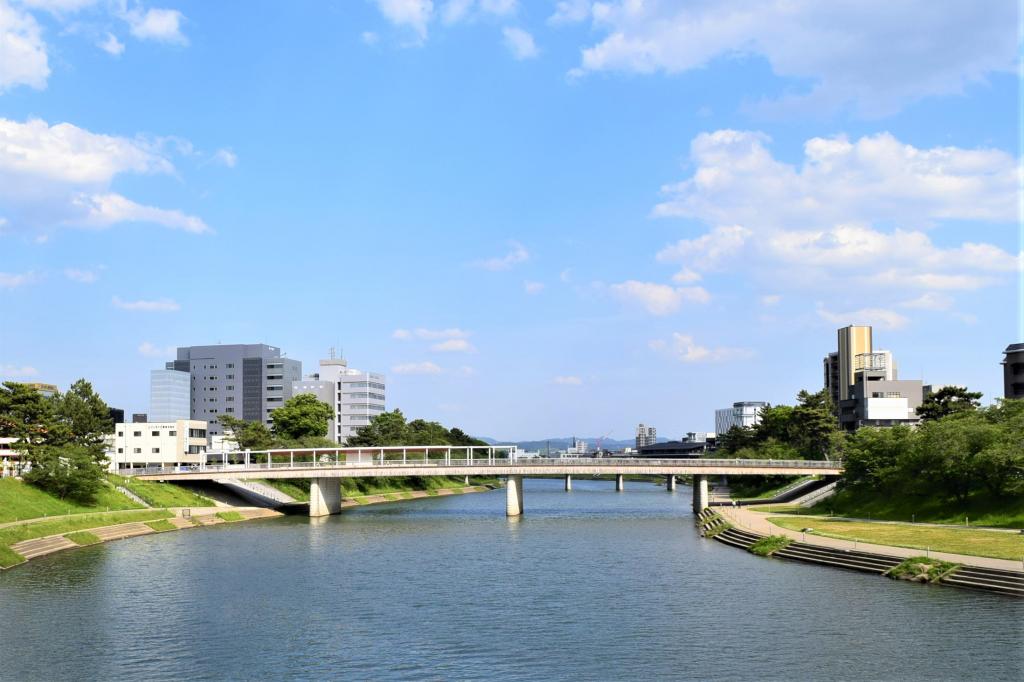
left=11, top=535, right=77, bottom=560
left=774, top=544, right=899, bottom=574
left=941, top=566, right=1024, bottom=597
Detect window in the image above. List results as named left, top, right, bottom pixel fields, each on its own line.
left=189, top=428, right=207, bottom=438
left=267, top=397, right=283, bottom=403
left=152, top=431, right=159, bottom=437
left=169, top=431, right=177, bottom=436
left=226, top=375, right=235, bottom=380
left=267, top=385, right=282, bottom=391
left=117, top=431, right=123, bottom=437
left=267, top=374, right=283, bottom=381
left=226, top=385, right=234, bottom=390
left=117, top=448, right=123, bottom=454
left=225, top=396, right=234, bottom=402
left=133, top=448, right=142, bottom=454
left=226, top=363, right=234, bottom=369
left=226, top=407, right=234, bottom=413
left=133, top=431, right=142, bottom=437
left=266, top=363, right=283, bottom=370
left=151, top=447, right=160, bottom=454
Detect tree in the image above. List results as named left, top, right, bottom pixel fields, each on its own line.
left=407, top=419, right=451, bottom=446
left=716, top=425, right=756, bottom=454
left=22, top=444, right=105, bottom=502
left=448, top=427, right=487, bottom=446
left=219, top=414, right=275, bottom=450
left=790, top=389, right=841, bottom=460
left=754, top=405, right=795, bottom=444
left=917, top=386, right=982, bottom=421
left=906, top=412, right=999, bottom=503
left=270, top=394, right=333, bottom=441
left=50, top=379, right=113, bottom=447
left=0, top=381, right=56, bottom=448
left=841, top=425, right=915, bottom=490
left=347, top=410, right=410, bottom=446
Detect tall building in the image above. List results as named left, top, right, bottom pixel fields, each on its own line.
left=714, top=402, right=767, bottom=435
left=823, top=352, right=840, bottom=407
left=150, top=369, right=190, bottom=422
left=167, top=344, right=302, bottom=436
left=1004, top=343, right=1024, bottom=399
left=635, top=423, right=657, bottom=449
left=292, top=356, right=386, bottom=444
left=836, top=325, right=872, bottom=402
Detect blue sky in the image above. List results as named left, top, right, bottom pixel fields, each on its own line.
left=0, top=1, right=1021, bottom=440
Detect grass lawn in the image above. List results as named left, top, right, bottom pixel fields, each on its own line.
left=65, top=531, right=101, bottom=545
left=0, top=478, right=140, bottom=523
left=795, top=488, right=1024, bottom=529
left=262, top=476, right=494, bottom=504
left=215, top=511, right=244, bottom=522
left=768, top=516, right=1024, bottom=561
left=748, top=504, right=808, bottom=515
left=145, top=519, right=177, bottom=532
left=260, top=479, right=311, bottom=502
left=749, top=535, right=791, bottom=556
left=109, top=475, right=213, bottom=508
left=0, top=510, right=173, bottom=568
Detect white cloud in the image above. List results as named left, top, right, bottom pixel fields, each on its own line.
left=442, top=0, right=517, bottom=24
left=523, top=280, right=544, bottom=294
left=0, top=364, right=38, bottom=377
left=816, top=305, right=908, bottom=331
left=0, top=1, right=50, bottom=93
left=373, top=0, right=434, bottom=41
left=20, top=0, right=99, bottom=13
left=900, top=292, right=953, bottom=311
left=392, top=361, right=442, bottom=375
left=473, top=241, right=529, bottom=270
left=440, top=0, right=472, bottom=23
left=651, top=332, right=753, bottom=364
left=0, top=271, right=35, bottom=288
left=549, top=0, right=590, bottom=25
left=123, top=7, right=187, bottom=45
left=670, top=268, right=701, bottom=284
left=570, top=1, right=1017, bottom=117
left=610, top=280, right=709, bottom=316
left=502, top=26, right=537, bottom=60
left=98, top=32, right=124, bottom=56
left=212, top=148, right=237, bottom=168
left=431, top=338, right=475, bottom=353
left=64, top=268, right=97, bottom=283
left=112, top=296, right=180, bottom=312
left=394, top=327, right=469, bottom=340
left=0, top=117, right=207, bottom=234
left=657, top=225, right=751, bottom=270
left=553, top=375, right=582, bottom=385
left=137, top=341, right=174, bottom=358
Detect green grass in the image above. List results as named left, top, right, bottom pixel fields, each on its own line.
left=793, top=488, right=1024, bottom=529
left=259, top=479, right=311, bottom=502
left=64, top=531, right=101, bottom=546
left=0, top=510, right=173, bottom=568
left=215, top=511, right=245, bottom=522
left=748, top=535, right=792, bottom=556
left=145, top=520, right=177, bottom=532
left=109, top=475, right=213, bottom=508
left=747, top=504, right=808, bottom=515
left=767, top=516, right=1024, bottom=561
left=261, top=476, right=494, bottom=503
left=886, top=556, right=959, bottom=582
left=739, top=476, right=815, bottom=500
left=0, top=477, right=140, bottom=523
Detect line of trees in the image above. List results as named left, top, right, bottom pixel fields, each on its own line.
left=716, top=389, right=842, bottom=461
left=347, top=409, right=487, bottom=447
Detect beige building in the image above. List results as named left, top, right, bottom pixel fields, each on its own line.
left=837, top=325, right=872, bottom=402
left=108, top=420, right=208, bottom=472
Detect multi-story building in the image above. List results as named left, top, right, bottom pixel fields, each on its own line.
left=566, top=437, right=588, bottom=455
left=635, top=423, right=657, bottom=449
left=714, top=401, right=767, bottom=434
left=836, top=325, right=872, bottom=402
left=1004, top=343, right=1024, bottom=399
left=823, top=352, right=840, bottom=407
left=166, top=344, right=302, bottom=436
left=292, top=357, right=386, bottom=444
left=150, top=369, right=190, bottom=422
left=107, top=420, right=208, bottom=472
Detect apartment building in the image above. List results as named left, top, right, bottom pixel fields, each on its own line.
left=635, top=424, right=657, bottom=449
left=292, top=357, right=386, bottom=444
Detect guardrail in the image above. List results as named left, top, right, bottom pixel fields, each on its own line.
left=125, top=457, right=841, bottom=477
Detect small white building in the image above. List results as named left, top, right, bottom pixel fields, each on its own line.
left=714, top=401, right=768, bottom=435
left=108, top=420, right=208, bottom=472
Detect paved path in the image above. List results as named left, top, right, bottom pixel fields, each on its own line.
left=718, top=506, right=1024, bottom=572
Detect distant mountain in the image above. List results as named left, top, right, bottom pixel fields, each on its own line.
left=476, top=436, right=668, bottom=451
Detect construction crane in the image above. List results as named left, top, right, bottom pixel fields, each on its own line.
left=595, top=430, right=613, bottom=454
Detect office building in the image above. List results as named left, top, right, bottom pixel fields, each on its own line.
left=714, top=402, right=767, bottom=435
left=150, top=369, right=190, bottom=422
left=823, top=352, right=840, bottom=407
left=107, top=420, right=208, bottom=472
left=292, top=356, right=386, bottom=444
left=132, top=413, right=148, bottom=423
left=1004, top=343, right=1024, bottom=399
left=167, top=344, right=302, bottom=436
left=635, top=424, right=657, bottom=449
left=108, top=407, right=125, bottom=425
left=836, top=325, right=872, bottom=402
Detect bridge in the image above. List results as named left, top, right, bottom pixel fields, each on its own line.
left=130, top=446, right=843, bottom=517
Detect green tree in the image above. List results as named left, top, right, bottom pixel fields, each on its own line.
left=407, top=419, right=451, bottom=445
left=447, top=427, right=487, bottom=446
left=917, top=386, right=982, bottom=421
left=347, top=409, right=410, bottom=446
left=50, top=379, right=113, bottom=447
left=270, top=394, right=333, bottom=441
left=716, top=425, right=756, bottom=454
left=22, top=444, right=106, bottom=502
left=841, top=425, right=916, bottom=490
left=754, top=405, right=795, bottom=444
left=906, top=413, right=999, bottom=503
left=219, top=414, right=275, bottom=450
left=0, top=381, right=56, bottom=447
left=790, top=389, right=840, bottom=459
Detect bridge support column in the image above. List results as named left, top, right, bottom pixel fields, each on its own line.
left=615, top=474, right=624, bottom=492
left=692, top=474, right=709, bottom=513
left=506, top=475, right=524, bottom=517
left=310, top=477, right=341, bottom=517
left=564, top=474, right=572, bottom=491
left=666, top=474, right=676, bottom=491
left=464, top=475, right=470, bottom=486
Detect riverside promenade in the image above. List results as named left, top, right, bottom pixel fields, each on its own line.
left=718, top=505, right=1024, bottom=572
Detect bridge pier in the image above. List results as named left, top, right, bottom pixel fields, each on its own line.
left=506, top=475, right=524, bottom=516
left=692, top=474, right=709, bottom=513
left=615, top=474, right=624, bottom=492
left=564, top=474, right=572, bottom=491
left=309, top=477, right=341, bottom=517
left=666, top=474, right=676, bottom=491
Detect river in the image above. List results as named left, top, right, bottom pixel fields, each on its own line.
left=0, top=478, right=1021, bottom=681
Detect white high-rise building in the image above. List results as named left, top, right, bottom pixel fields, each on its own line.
left=635, top=423, right=657, bottom=449
left=714, top=402, right=768, bottom=435
left=292, top=357, right=386, bottom=444
left=150, top=369, right=190, bottom=422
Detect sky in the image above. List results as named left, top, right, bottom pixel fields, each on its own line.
left=0, top=0, right=1021, bottom=441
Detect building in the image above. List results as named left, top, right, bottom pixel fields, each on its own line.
left=637, top=440, right=705, bottom=458
left=108, top=407, right=125, bottom=425
left=292, top=356, right=386, bottom=444
left=24, top=382, right=58, bottom=398
left=635, top=423, right=657, bottom=449
left=150, top=369, right=190, bottom=422
left=1004, top=343, right=1024, bottom=399
left=166, top=344, right=302, bottom=436
left=132, top=413, right=148, bottom=423
left=823, top=352, right=840, bottom=407
left=566, top=437, right=588, bottom=455
left=714, top=401, right=767, bottom=435
left=836, top=325, right=873, bottom=402
left=107, top=420, right=208, bottom=472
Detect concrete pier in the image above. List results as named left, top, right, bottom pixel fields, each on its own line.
left=506, top=475, right=524, bottom=517
left=309, top=477, right=342, bottom=517
left=692, top=474, right=709, bottom=512
left=615, top=474, right=624, bottom=492
left=464, top=475, right=470, bottom=485
left=564, top=474, right=572, bottom=491
left=666, top=474, right=676, bottom=491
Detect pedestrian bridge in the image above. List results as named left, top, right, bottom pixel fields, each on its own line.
left=130, top=445, right=842, bottom=517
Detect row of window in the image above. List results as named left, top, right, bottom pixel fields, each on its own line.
left=345, top=382, right=386, bottom=390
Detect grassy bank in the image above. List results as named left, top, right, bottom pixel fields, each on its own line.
left=0, top=509, right=174, bottom=568
left=785, top=488, right=1024, bottom=529
left=768, top=516, right=1024, bottom=561
left=109, top=474, right=212, bottom=508
left=0, top=478, right=141, bottom=523
left=261, top=476, right=499, bottom=502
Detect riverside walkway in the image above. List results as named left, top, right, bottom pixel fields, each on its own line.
left=130, top=446, right=842, bottom=517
